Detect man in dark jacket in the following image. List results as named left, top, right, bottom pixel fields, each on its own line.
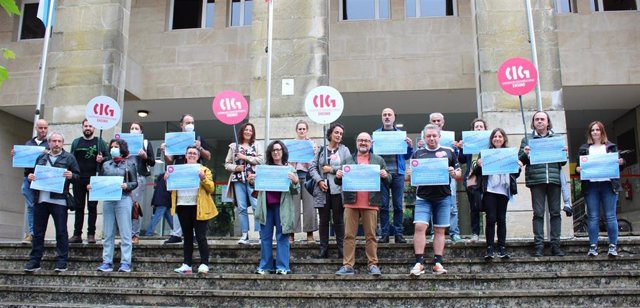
left=518, top=111, right=567, bottom=257
left=11, top=119, right=49, bottom=243
left=24, top=132, right=80, bottom=272
left=334, top=133, right=390, bottom=277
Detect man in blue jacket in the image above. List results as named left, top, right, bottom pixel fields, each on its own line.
left=373, top=108, right=413, bottom=244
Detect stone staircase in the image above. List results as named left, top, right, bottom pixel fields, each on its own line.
left=0, top=237, right=639, bottom=307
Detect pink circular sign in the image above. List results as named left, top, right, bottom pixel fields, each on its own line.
left=497, top=57, right=538, bottom=96
left=212, top=90, right=249, bottom=125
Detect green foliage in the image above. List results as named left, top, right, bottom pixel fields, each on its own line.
left=0, top=0, right=19, bottom=16
left=0, top=0, right=19, bottom=87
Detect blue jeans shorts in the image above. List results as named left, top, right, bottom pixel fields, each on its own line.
left=414, top=196, right=450, bottom=227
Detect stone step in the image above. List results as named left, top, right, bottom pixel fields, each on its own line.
left=1, top=255, right=639, bottom=274
left=2, top=238, right=638, bottom=259
left=1, top=285, right=638, bottom=307
left=1, top=270, right=639, bottom=292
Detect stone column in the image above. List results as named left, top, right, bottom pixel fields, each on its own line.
left=249, top=0, right=328, bottom=142
left=44, top=0, right=131, bottom=141
left=474, top=0, right=571, bottom=237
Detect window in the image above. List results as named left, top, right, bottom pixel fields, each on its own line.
left=591, top=0, right=638, bottom=11
left=342, top=0, right=390, bottom=21
left=406, top=0, right=456, bottom=18
left=230, top=0, right=253, bottom=27
left=554, top=0, right=574, bottom=13
left=170, top=0, right=215, bottom=30
left=19, top=1, right=45, bottom=40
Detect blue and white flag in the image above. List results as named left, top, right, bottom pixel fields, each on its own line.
left=37, top=0, right=56, bottom=28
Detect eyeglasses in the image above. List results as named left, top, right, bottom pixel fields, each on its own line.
left=357, top=139, right=372, bottom=143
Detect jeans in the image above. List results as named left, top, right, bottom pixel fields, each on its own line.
left=530, top=184, right=561, bottom=247
left=73, top=177, right=98, bottom=236
left=449, top=180, right=459, bottom=236
left=22, top=176, right=35, bottom=235
left=483, top=192, right=508, bottom=247
left=234, top=181, right=259, bottom=233
left=29, top=202, right=69, bottom=264
left=102, top=196, right=133, bottom=265
left=414, top=196, right=450, bottom=227
left=176, top=206, right=209, bottom=266
left=467, top=188, right=482, bottom=236
left=380, top=172, right=404, bottom=237
left=145, top=206, right=173, bottom=236
left=258, top=205, right=290, bottom=272
left=585, top=181, right=619, bottom=246
left=170, top=214, right=182, bottom=237
left=130, top=176, right=146, bottom=236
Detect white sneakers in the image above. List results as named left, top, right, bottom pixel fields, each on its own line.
left=237, top=233, right=250, bottom=245
left=198, top=264, right=209, bottom=274
left=174, top=264, right=192, bottom=274
left=409, top=263, right=425, bottom=277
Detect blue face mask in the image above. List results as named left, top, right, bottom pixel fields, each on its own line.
left=110, top=147, right=121, bottom=158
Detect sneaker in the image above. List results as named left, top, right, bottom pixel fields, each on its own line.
left=588, top=245, right=599, bottom=257
left=237, top=233, right=250, bottom=245
left=164, top=236, right=182, bottom=245
left=22, top=234, right=33, bottom=244
left=451, top=235, right=464, bottom=243
left=24, top=260, right=41, bottom=272
left=432, top=262, right=448, bottom=275
left=335, top=266, right=355, bottom=276
left=69, top=235, right=82, bottom=244
left=484, top=246, right=494, bottom=261
left=254, top=268, right=267, bottom=275
left=275, top=269, right=289, bottom=275
left=198, top=264, right=209, bottom=274
left=409, top=263, right=425, bottom=277
left=174, top=264, right=192, bottom=274
left=118, top=263, right=132, bottom=273
left=563, top=205, right=573, bottom=217
left=54, top=262, right=68, bottom=272
left=608, top=244, right=618, bottom=257
left=97, top=263, right=113, bottom=272
left=368, top=265, right=382, bottom=277
left=497, top=246, right=510, bottom=259
left=470, top=234, right=479, bottom=242
left=132, top=236, right=139, bottom=245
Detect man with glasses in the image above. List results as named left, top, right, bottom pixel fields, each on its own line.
left=373, top=108, right=413, bottom=244
left=334, top=133, right=390, bottom=276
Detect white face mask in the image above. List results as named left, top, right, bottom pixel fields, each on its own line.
left=184, top=124, right=195, bottom=132
left=130, top=128, right=142, bottom=134
left=110, top=147, right=121, bottom=158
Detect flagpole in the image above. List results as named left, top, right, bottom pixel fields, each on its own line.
left=525, top=0, right=542, bottom=111
left=264, top=0, right=274, bottom=147
left=33, top=0, right=55, bottom=137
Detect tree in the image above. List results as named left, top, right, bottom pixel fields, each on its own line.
left=0, top=0, right=19, bottom=87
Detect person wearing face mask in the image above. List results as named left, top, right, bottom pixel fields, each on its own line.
left=127, top=122, right=155, bottom=244
left=90, top=139, right=138, bottom=272
left=160, top=114, right=212, bottom=245
left=457, top=118, right=488, bottom=242
left=69, top=119, right=111, bottom=244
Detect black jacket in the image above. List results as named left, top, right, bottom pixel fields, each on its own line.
left=32, top=150, right=80, bottom=200
left=577, top=142, right=625, bottom=193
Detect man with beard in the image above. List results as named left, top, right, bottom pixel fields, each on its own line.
left=334, top=132, right=390, bottom=276
left=69, top=119, right=110, bottom=244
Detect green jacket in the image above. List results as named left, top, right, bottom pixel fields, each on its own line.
left=255, top=165, right=299, bottom=234
left=335, top=153, right=391, bottom=207
left=518, top=130, right=566, bottom=187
